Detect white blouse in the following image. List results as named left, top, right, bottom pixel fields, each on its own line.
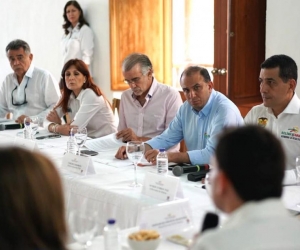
left=45, top=89, right=117, bottom=138
left=61, top=23, right=94, bottom=73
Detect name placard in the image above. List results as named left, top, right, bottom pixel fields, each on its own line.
left=14, top=137, right=38, bottom=152
left=142, top=172, right=183, bottom=201
left=61, top=153, right=96, bottom=176
left=138, top=198, right=194, bottom=237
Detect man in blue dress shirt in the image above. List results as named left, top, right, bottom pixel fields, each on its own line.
left=144, top=66, right=244, bottom=165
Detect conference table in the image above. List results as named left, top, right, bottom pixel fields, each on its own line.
left=0, top=128, right=300, bottom=250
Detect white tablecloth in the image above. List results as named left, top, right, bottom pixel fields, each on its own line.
left=1, top=128, right=300, bottom=250
left=0, top=129, right=213, bottom=240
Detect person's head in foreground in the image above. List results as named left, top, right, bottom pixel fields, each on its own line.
left=0, top=147, right=67, bottom=250
left=210, top=125, right=284, bottom=213
left=260, top=54, right=297, bottom=117
left=190, top=125, right=300, bottom=250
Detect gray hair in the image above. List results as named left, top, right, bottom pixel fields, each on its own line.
left=6, top=39, right=31, bottom=54
left=122, top=53, right=153, bottom=75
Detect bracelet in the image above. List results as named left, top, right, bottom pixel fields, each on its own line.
left=53, top=124, right=60, bottom=134
left=49, top=123, right=56, bottom=133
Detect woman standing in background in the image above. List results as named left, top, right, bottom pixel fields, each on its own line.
left=61, top=0, right=94, bottom=75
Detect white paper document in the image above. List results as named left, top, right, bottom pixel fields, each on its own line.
left=85, top=133, right=126, bottom=152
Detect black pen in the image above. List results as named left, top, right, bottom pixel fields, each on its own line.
left=36, top=134, right=61, bottom=140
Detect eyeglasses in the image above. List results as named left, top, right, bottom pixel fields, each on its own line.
left=11, top=78, right=29, bottom=106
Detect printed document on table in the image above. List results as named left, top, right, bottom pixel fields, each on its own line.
left=85, top=133, right=126, bottom=152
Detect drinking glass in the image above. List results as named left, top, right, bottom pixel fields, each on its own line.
left=72, top=127, right=88, bottom=156
left=126, top=141, right=144, bottom=187
left=30, top=116, right=39, bottom=136
left=69, top=210, right=98, bottom=249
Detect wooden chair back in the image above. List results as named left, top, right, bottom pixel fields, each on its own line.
left=112, top=98, right=121, bottom=115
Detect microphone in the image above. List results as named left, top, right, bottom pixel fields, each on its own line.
left=172, top=164, right=210, bottom=177
left=200, top=212, right=219, bottom=233
left=0, top=123, right=24, bottom=131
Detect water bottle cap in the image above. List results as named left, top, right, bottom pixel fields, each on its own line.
left=107, top=219, right=116, bottom=224
left=159, top=148, right=165, bottom=152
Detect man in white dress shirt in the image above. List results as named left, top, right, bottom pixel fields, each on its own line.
left=191, top=125, right=300, bottom=250
left=244, top=54, right=300, bottom=184
left=0, top=39, right=60, bottom=123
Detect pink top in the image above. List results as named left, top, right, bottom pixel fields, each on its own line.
left=118, top=78, right=182, bottom=139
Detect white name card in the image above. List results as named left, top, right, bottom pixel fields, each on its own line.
left=138, top=198, right=194, bottom=237
left=142, top=172, right=184, bottom=201
left=14, top=137, right=38, bottom=152
left=61, top=153, right=96, bottom=176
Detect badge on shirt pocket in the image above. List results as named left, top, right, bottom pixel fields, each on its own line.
left=257, top=117, right=268, bottom=127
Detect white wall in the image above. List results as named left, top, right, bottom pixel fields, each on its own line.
left=266, top=0, right=300, bottom=95
left=1, top=0, right=300, bottom=99
left=0, top=0, right=116, bottom=101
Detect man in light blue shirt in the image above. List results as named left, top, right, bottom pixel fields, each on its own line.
left=144, top=66, right=244, bottom=165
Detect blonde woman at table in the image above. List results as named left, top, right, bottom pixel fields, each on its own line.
left=0, top=147, right=67, bottom=250
left=62, top=0, right=94, bottom=75
left=45, top=59, right=116, bottom=138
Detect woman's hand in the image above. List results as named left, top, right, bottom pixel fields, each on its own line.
left=56, top=124, right=77, bottom=136
left=47, top=110, right=61, bottom=124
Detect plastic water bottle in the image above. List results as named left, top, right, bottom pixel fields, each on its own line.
left=67, top=131, right=77, bottom=154
left=157, top=148, right=168, bottom=175
left=23, top=120, right=32, bottom=140
left=103, top=219, right=120, bottom=250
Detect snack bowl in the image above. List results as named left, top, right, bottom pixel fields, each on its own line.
left=127, top=230, right=161, bottom=250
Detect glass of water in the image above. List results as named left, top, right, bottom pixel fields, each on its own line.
left=72, top=127, right=88, bottom=156
left=69, top=209, right=98, bottom=249
left=126, top=141, right=144, bottom=187
left=30, top=116, right=39, bottom=136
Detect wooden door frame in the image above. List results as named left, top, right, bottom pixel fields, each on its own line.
left=213, top=0, right=229, bottom=95
left=214, top=0, right=266, bottom=108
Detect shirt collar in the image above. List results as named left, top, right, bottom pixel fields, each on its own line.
left=13, top=63, right=34, bottom=83
left=224, top=198, right=287, bottom=229
left=146, top=77, right=158, bottom=98
left=131, top=77, right=157, bottom=100
left=25, top=63, right=34, bottom=78
left=266, top=92, right=300, bottom=115
left=70, top=89, right=84, bottom=100
left=281, top=92, right=300, bottom=114
left=67, top=22, right=80, bottom=33
left=192, top=89, right=216, bottom=116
